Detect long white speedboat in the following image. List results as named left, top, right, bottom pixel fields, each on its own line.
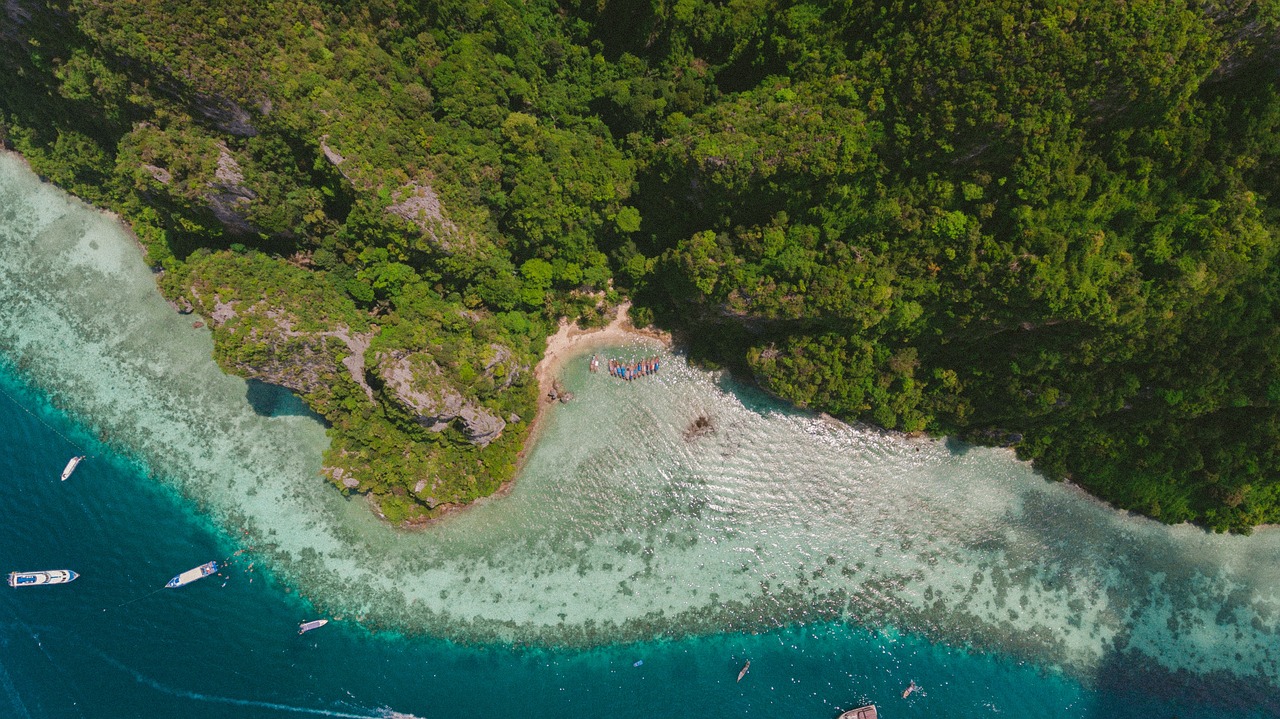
left=165, top=561, right=218, bottom=588
left=298, top=619, right=328, bottom=634
left=60, top=455, right=85, bottom=481
left=8, top=570, right=79, bottom=587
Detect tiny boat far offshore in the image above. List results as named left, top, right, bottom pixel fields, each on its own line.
left=60, top=455, right=85, bottom=481
left=165, top=561, right=218, bottom=588
left=9, top=569, right=79, bottom=587
left=298, top=619, right=328, bottom=634
left=837, top=706, right=878, bottom=719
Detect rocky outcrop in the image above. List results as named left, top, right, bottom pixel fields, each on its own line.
left=386, top=182, right=466, bottom=252
left=142, top=163, right=172, bottom=185
left=193, top=93, right=257, bottom=137
left=206, top=143, right=260, bottom=235
left=459, top=405, right=505, bottom=446
left=376, top=351, right=507, bottom=446
left=329, top=466, right=360, bottom=489
left=195, top=291, right=375, bottom=402
left=378, top=353, right=465, bottom=431
left=319, top=135, right=347, bottom=170
left=2, top=0, right=32, bottom=42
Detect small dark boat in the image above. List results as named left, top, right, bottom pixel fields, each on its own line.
left=737, top=659, right=750, bottom=682
left=902, top=680, right=918, bottom=698
left=837, top=706, right=877, bottom=719
left=298, top=619, right=328, bottom=634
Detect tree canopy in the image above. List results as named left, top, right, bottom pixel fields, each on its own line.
left=1, top=0, right=1278, bottom=530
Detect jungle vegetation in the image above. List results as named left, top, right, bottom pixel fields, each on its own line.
left=1, top=0, right=1277, bottom=530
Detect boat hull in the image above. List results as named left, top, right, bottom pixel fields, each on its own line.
left=9, top=569, right=79, bottom=587
left=298, top=619, right=328, bottom=634
left=60, top=455, right=85, bottom=481
left=165, top=561, right=218, bottom=588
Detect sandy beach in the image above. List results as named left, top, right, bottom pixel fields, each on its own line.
left=533, top=301, right=671, bottom=395
left=409, top=302, right=671, bottom=526
left=518, top=301, right=671, bottom=466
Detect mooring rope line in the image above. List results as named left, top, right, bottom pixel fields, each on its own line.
left=0, top=377, right=89, bottom=455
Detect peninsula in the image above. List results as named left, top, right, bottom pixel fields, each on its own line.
left=1, top=0, right=1277, bottom=531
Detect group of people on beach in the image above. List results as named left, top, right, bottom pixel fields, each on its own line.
left=590, top=354, right=661, bottom=381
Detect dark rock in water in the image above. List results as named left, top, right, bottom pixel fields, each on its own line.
left=684, top=414, right=714, bottom=441
left=548, top=379, right=572, bottom=403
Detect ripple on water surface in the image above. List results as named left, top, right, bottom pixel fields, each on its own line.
left=0, top=152, right=1278, bottom=694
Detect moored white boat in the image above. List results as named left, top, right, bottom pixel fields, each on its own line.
left=298, top=619, right=328, bottom=634
left=60, top=455, right=85, bottom=481
left=165, top=561, right=218, bottom=588
left=8, top=569, right=79, bottom=587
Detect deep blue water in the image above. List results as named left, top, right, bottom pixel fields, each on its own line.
left=0, top=364, right=1272, bottom=719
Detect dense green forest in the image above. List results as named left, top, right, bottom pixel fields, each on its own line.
left=1, top=0, right=1277, bottom=530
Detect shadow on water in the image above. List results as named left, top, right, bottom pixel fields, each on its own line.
left=993, top=483, right=1280, bottom=718
left=713, top=368, right=817, bottom=422
left=1083, top=649, right=1280, bottom=718
left=243, top=380, right=325, bottom=422
left=944, top=435, right=975, bottom=456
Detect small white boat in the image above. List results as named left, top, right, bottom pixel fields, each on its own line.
left=9, top=569, right=79, bottom=587
left=736, top=659, right=750, bottom=682
left=298, top=619, right=328, bottom=634
left=838, top=706, right=878, bottom=719
left=60, top=455, right=85, bottom=481
left=165, top=561, right=218, bottom=588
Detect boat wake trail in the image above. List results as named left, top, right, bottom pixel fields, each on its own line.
left=94, top=650, right=403, bottom=719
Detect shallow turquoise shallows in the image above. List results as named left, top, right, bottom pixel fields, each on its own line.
left=0, top=151, right=1276, bottom=718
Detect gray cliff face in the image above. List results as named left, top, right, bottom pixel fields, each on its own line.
left=193, top=94, right=258, bottom=137
left=459, top=405, right=505, bottom=446
left=377, top=353, right=465, bottom=431
left=376, top=351, right=506, bottom=446
left=197, top=294, right=374, bottom=403
left=206, top=143, right=260, bottom=236
left=385, top=182, right=467, bottom=253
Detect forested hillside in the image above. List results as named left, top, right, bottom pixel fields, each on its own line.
left=2, top=0, right=1277, bottom=530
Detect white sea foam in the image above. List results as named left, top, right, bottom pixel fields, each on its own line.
left=1, top=152, right=1277, bottom=686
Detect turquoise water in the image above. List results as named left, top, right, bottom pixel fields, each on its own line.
left=0, top=151, right=1277, bottom=717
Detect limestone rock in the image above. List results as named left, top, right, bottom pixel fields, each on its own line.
left=194, top=93, right=257, bottom=137
left=206, top=143, right=260, bottom=235
left=386, top=182, right=466, bottom=252
left=460, top=405, right=505, bottom=447
left=142, top=163, right=173, bottom=185
left=329, top=467, right=360, bottom=489
left=377, top=351, right=505, bottom=445
left=377, top=352, right=465, bottom=431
